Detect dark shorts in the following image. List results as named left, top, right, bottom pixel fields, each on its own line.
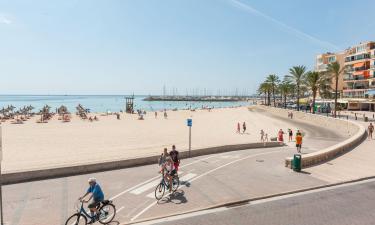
left=168, top=169, right=177, bottom=176
left=296, top=144, right=302, bottom=148
left=88, top=200, right=101, bottom=209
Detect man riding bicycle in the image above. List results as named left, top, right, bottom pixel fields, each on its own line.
left=160, top=157, right=177, bottom=193
left=169, top=145, right=180, bottom=171
left=79, top=178, right=105, bottom=224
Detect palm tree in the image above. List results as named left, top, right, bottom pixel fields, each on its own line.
left=327, top=62, right=346, bottom=118
left=305, top=71, right=330, bottom=114
left=258, top=82, right=272, bottom=105
left=279, top=78, right=294, bottom=109
left=287, top=66, right=307, bottom=111
left=266, top=74, right=280, bottom=107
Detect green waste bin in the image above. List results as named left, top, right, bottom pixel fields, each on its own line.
left=292, top=154, right=302, bottom=172
left=365, top=117, right=368, bottom=122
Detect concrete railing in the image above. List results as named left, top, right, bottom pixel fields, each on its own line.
left=2, top=141, right=282, bottom=185
left=256, top=106, right=366, bottom=168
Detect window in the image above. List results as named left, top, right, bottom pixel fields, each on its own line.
left=328, top=56, right=336, bottom=63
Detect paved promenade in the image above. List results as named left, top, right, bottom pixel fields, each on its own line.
left=306, top=118, right=375, bottom=182
left=139, top=179, right=375, bottom=225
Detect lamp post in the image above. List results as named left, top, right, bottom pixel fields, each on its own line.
left=0, top=125, right=4, bottom=225
left=187, top=119, right=192, bottom=157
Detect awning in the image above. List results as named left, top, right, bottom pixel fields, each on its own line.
left=353, top=62, right=365, bottom=68
left=367, top=90, right=375, bottom=95
left=353, top=70, right=370, bottom=76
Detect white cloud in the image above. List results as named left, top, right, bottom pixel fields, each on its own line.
left=229, top=0, right=340, bottom=51
left=0, top=15, right=12, bottom=25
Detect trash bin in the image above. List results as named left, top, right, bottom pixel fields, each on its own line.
left=292, top=154, right=302, bottom=172
left=364, top=117, right=368, bottom=122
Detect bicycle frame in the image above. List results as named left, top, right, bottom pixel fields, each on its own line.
left=77, top=201, right=96, bottom=220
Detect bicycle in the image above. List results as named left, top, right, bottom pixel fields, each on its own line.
left=65, top=199, right=116, bottom=225
left=154, top=171, right=180, bottom=200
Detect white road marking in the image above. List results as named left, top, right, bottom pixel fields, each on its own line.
left=130, top=149, right=283, bottom=222
left=130, top=172, right=184, bottom=195
left=145, top=173, right=197, bottom=198
left=117, top=206, right=125, bottom=213
left=110, top=155, right=219, bottom=200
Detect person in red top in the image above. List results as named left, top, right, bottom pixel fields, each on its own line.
left=278, top=129, right=284, bottom=143
left=169, top=145, right=180, bottom=171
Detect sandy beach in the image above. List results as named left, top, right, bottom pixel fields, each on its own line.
left=0, top=106, right=344, bottom=172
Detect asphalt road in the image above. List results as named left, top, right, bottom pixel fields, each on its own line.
left=142, top=179, right=375, bottom=225
left=1, top=112, right=345, bottom=225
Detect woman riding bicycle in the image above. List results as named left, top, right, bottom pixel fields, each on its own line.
left=161, top=157, right=176, bottom=193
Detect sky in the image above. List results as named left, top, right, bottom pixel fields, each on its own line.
left=0, top=0, right=374, bottom=95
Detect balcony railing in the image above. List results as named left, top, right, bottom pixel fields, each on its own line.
left=343, top=78, right=368, bottom=82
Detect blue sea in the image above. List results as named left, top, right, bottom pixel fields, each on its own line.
left=0, top=95, right=251, bottom=113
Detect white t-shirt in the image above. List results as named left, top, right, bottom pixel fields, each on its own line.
left=165, top=163, right=175, bottom=172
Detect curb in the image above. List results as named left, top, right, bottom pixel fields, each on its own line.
left=126, top=175, right=375, bottom=225
left=2, top=142, right=283, bottom=185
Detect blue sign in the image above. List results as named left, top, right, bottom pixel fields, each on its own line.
left=187, top=118, right=192, bottom=127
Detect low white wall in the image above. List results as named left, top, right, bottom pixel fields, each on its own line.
left=257, top=106, right=366, bottom=168
left=2, top=141, right=282, bottom=185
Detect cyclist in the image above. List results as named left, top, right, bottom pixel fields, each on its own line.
left=161, top=157, right=176, bottom=193
left=79, top=178, right=105, bottom=224
left=169, top=145, right=180, bottom=171
left=158, top=148, right=169, bottom=166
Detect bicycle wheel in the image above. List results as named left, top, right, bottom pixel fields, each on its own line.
left=65, top=213, right=87, bottom=225
left=154, top=183, right=165, bottom=200
left=98, top=203, right=116, bottom=224
left=171, top=175, right=180, bottom=193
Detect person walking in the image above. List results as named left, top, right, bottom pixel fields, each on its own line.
left=295, top=131, right=303, bottom=153
left=236, top=122, right=241, bottom=133
left=242, top=122, right=246, bottom=134
left=164, top=111, right=168, bottom=119
left=368, top=123, right=374, bottom=140
left=288, top=129, right=293, bottom=142
left=155, top=111, right=158, bottom=119
left=260, top=129, right=265, bottom=142
left=278, top=129, right=284, bottom=143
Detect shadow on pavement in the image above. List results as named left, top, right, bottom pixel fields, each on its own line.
left=107, top=221, right=120, bottom=225
left=158, top=190, right=188, bottom=205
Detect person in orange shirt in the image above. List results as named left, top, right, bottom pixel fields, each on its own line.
left=295, top=131, right=303, bottom=153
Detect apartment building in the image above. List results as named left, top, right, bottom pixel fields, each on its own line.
left=343, top=41, right=375, bottom=98
left=316, top=41, right=375, bottom=111
left=315, top=52, right=345, bottom=95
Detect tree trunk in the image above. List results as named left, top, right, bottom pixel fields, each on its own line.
left=284, top=93, right=287, bottom=109
left=334, top=74, right=338, bottom=118
left=267, top=91, right=271, bottom=106
left=297, top=85, right=300, bottom=111
left=264, top=92, right=267, bottom=105
left=312, top=90, right=316, bottom=114
left=272, top=87, right=276, bottom=107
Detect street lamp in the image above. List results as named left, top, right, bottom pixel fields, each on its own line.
left=0, top=125, right=3, bottom=225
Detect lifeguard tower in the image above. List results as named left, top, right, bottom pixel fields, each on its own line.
left=125, top=95, right=134, bottom=113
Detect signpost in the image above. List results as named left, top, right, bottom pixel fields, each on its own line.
left=187, top=119, right=192, bottom=157
left=0, top=125, right=3, bottom=225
